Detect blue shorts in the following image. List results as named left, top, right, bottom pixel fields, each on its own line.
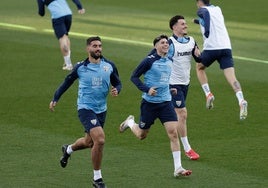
left=52, top=15, right=72, bottom=39
left=139, top=99, right=177, bottom=129
left=170, top=84, right=189, bottom=108
left=78, top=109, right=107, bottom=133
left=199, top=49, right=234, bottom=69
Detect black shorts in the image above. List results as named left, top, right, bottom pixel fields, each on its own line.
left=52, top=15, right=72, bottom=39
left=170, top=84, right=189, bottom=108
left=78, top=109, right=107, bottom=133
left=139, top=99, right=177, bottom=129
left=200, top=49, right=234, bottom=69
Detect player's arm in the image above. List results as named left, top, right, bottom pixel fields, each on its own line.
left=197, top=8, right=210, bottom=38
left=49, top=68, right=78, bottom=111
left=167, top=40, right=175, bottom=60
left=37, top=0, right=45, bottom=16
left=109, top=62, right=122, bottom=96
left=130, top=59, right=152, bottom=93
left=192, top=42, right=201, bottom=62
left=72, top=0, right=85, bottom=14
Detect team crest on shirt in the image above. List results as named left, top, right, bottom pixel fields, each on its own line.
left=91, top=119, right=97, bottom=125
left=103, top=66, right=110, bottom=72
left=176, top=100, right=182, bottom=107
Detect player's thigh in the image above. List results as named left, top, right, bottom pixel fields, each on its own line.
left=52, top=17, right=68, bottom=39
left=219, top=49, right=234, bottom=69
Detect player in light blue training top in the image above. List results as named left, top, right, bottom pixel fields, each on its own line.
left=119, top=34, right=192, bottom=178
left=49, top=36, right=121, bottom=188
left=37, top=0, right=85, bottom=71
left=194, top=0, right=248, bottom=120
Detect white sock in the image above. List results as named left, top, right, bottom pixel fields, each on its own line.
left=201, top=83, right=211, bottom=97
left=172, top=151, right=181, bottom=171
left=236, top=91, right=244, bottom=104
left=128, top=119, right=135, bottom=129
left=67, top=145, right=73, bottom=154
left=63, top=51, right=72, bottom=66
left=180, top=137, right=191, bottom=152
left=93, top=170, right=102, bottom=181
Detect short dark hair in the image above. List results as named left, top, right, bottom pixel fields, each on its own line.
left=197, top=0, right=210, bottom=5
left=169, top=15, right=185, bottom=30
left=153, top=34, right=169, bottom=46
left=86, top=36, right=101, bottom=45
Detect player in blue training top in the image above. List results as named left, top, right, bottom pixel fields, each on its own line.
left=193, top=0, right=248, bottom=120
left=49, top=36, right=122, bottom=188
left=119, top=34, right=192, bottom=177
left=37, top=0, right=85, bottom=71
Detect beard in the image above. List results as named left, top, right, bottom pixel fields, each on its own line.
left=90, top=51, right=102, bottom=60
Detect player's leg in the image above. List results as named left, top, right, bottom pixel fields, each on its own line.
left=171, top=85, right=199, bottom=160
left=160, top=101, right=191, bottom=177
left=52, top=16, right=73, bottom=70
left=164, top=121, right=192, bottom=177
left=221, top=49, right=248, bottom=120
left=119, top=100, right=153, bottom=140
left=223, top=67, right=248, bottom=119
left=196, top=62, right=214, bottom=109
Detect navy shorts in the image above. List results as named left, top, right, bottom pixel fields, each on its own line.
left=139, top=99, right=177, bottom=130
left=52, top=15, right=72, bottom=39
left=78, top=109, right=107, bottom=133
left=170, top=84, right=189, bottom=108
left=199, top=49, right=234, bottom=69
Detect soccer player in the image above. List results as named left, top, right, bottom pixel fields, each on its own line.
left=37, top=0, right=85, bottom=71
left=168, top=15, right=201, bottom=160
left=49, top=36, right=122, bottom=188
left=119, top=34, right=192, bottom=177
left=193, top=0, right=248, bottom=120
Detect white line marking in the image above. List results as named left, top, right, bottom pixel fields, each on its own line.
left=1, top=22, right=268, bottom=64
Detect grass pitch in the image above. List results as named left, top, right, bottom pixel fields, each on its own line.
left=0, top=0, right=267, bottom=187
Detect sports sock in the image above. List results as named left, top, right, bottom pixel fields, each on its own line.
left=93, top=170, right=102, bottom=181
left=180, top=137, right=191, bottom=152
left=127, top=118, right=135, bottom=129
left=63, top=51, right=72, bottom=66
left=172, top=151, right=181, bottom=171
left=201, top=83, right=211, bottom=97
left=67, top=145, right=73, bottom=154
left=236, top=91, right=244, bottom=104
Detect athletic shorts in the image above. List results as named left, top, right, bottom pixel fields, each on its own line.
left=199, top=49, right=234, bottom=69
left=78, top=109, right=107, bottom=133
left=139, top=99, right=177, bottom=130
left=170, top=84, right=189, bottom=108
left=52, top=15, right=72, bottom=39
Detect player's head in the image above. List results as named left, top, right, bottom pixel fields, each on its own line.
left=86, top=36, right=101, bottom=46
left=153, top=34, right=169, bottom=56
left=196, top=0, right=210, bottom=5
left=153, top=34, right=168, bottom=46
left=86, top=36, right=102, bottom=60
left=169, top=15, right=185, bottom=30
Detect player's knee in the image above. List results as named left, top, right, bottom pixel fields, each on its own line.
left=137, top=133, right=147, bottom=140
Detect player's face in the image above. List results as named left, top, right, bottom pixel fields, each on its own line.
left=155, top=38, right=169, bottom=56
left=174, top=19, right=188, bottom=36
left=87, top=40, right=102, bottom=60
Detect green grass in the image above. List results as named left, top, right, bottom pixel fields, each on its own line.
left=0, top=0, right=267, bottom=187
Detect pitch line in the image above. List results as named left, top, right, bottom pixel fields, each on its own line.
left=1, top=22, right=268, bottom=65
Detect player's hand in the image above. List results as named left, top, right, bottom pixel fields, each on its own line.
left=194, top=46, right=201, bottom=57
left=110, top=86, right=118, bottom=97
left=148, top=87, right=157, bottom=96
left=170, top=88, right=177, bottom=95
left=78, top=9, right=85, bottom=14
left=49, top=101, right=57, bottom=112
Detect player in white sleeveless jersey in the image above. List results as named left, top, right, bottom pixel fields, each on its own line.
left=168, top=15, right=201, bottom=160
left=194, top=0, right=248, bottom=120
